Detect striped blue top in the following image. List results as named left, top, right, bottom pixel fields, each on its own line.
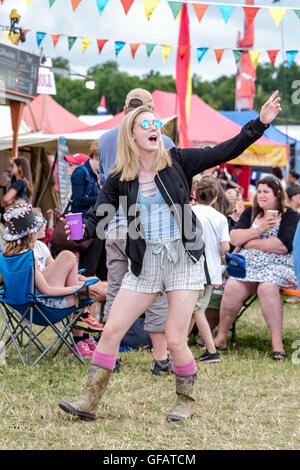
left=137, top=178, right=180, bottom=240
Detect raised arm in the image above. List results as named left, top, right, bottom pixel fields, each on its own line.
left=177, top=91, right=281, bottom=178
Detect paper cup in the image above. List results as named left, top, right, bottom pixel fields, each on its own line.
left=65, top=213, right=83, bottom=240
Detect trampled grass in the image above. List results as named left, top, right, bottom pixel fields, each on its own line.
left=0, top=297, right=299, bottom=450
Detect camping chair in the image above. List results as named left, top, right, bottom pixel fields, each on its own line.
left=0, top=250, right=99, bottom=366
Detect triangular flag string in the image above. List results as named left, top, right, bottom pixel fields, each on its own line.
left=243, top=5, right=260, bottom=25
left=49, top=0, right=56, bottom=6
left=233, top=49, right=243, bottom=64
left=192, top=4, right=208, bottom=23
left=51, top=33, right=60, bottom=47
left=196, top=47, right=208, bottom=63
left=267, top=49, right=279, bottom=67
left=97, top=39, right=108, bottom=54
left=36, top=32, right=46, bottom=47
left=214, top=48, right=225, bottom=64
left=268, top=7, right=286, bottom=27
left=115, top=41, right=126, bottom=57
left=82, top=37, right=92, bottom=54
left=249, top=49, right=261, bottom=69
left=130, top=43, right=140, bottom=58
left=218, top=5, right=234, bottom=24
left=68, top=36, right=77, bottom=50
left=168, top=1, right=183, bottom=20
left=143, top=0, right=160, bottom=21
left=146, top=43, right=156, bottom=57
left=286, top=50, right=298, bottom=68
left=162, top=45, right=173, bottom=62
left=120, top=0, right=134, bottom=15
left=96, top=0, right=110, bottom=15
left=71, top=0, right=82, bottom=12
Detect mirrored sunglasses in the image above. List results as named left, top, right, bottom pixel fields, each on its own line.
left=140, top=119, right=162, bottom=129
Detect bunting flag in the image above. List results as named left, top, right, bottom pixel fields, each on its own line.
left=96, top=0, right=109, bottom=15
left=115, top=41, right=125, bottom=57
left=168, top=1, right=183, bottom=20
left=25, top=0, right=31, bottom=5
left=196, top=47, right=208, bottom=63
left=268, top=7, right=286, bottom=26
left=214, top=48, right=225, bottom=64
left=249, top=49, right=261, bottom=69
left=162, top=45, right=173, bottom=62
left=233, top=49, right=243, bottom=64
left=36, top=32, right=46, bottom=47
left=192, top=3, right=208, bottom=23
left=218, top=5, right=234, bottom=24
left=267, top=49, right=279, bottom=66
left=130, top=43, right=140, bottom=58
left=97, top=39, right=108, bottom=54
left=3, top=30, right=9, bottom=41
left=23, top=29, right=31, bottom=36
left=146, top=43, right=156, bottom=57
left=286, top=50, right=298, bottom=68
left=143, top=0, right=160, bottom=21
left=71, top=0, right=82, bottom=12
left=51, top=33, right=60, bottom=47
left=82, top=37, right=92, bottom=53
left=243, top=5, right=260, bottom=25
left=176, top=4, right=191, bottom=148
left=120, top=0, right=134, bottom=15
left=0, top=0, right=5, bottom=4
left=49, top=0, right=56, bottom=6
left=295, top=10, right=300, bottom=20
left=68, top=36, right=77, bottom=50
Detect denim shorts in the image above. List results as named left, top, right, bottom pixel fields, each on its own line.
left=122, top=236, right=205, bottom=294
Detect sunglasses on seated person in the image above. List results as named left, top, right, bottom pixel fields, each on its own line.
left=136, top=119, right=163, bottom=130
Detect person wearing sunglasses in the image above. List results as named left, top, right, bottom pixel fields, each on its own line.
left=96, top=89, right=175, bottom=377
left=59, top=91, right=282, bottom=423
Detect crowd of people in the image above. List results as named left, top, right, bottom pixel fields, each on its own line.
left=0, top=88, right=299, bottom=424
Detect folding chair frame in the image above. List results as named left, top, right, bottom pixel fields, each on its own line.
left=0, top=299, right=90, bottom=366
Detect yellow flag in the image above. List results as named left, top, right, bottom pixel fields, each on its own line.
left=249, top=49, right=261, bottom=69
left=143, top=0, right=160, bottom=21
left=162, top=45, right=173, bottom=62
left=268, top=7, right=286, bottom=27
left=25, top=0, right=32, bottom=5
left=82, top=38, right=92, bottom=54
left=3, top=30, right=10, bottom=41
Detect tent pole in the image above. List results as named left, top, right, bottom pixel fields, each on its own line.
left=10, top=100, right=25, bottom=158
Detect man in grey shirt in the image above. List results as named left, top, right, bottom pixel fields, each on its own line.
left=98, top=88, right=174, bottom=375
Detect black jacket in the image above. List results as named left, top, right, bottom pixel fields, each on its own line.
left=84, top=118, right=268, bottom=276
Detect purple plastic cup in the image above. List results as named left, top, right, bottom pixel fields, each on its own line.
left=65, top=213, right=83, bottom=240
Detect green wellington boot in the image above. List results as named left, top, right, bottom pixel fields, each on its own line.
left=167, top=373, right=197, bottom=422
left=59, top=365, right=111, bottom=421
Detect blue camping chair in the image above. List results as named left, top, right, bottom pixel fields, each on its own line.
left=0, top=250, right=99, bottom=366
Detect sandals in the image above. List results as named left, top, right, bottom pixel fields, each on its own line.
left=272, top=351, right=288, bottom=361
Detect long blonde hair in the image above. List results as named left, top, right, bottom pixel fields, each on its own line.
left=2, top=234, right=34, bottom=257
left=111, top=105, right=172, bottom=181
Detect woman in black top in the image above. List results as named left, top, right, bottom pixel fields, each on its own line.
left=59, top=92, right=281, bottom=423
left=1, top=157, right=33, bottom=210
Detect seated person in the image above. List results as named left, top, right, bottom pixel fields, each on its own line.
left=214, top=175, right=300, bottom=360
left=190, top=177, right=230, bottom=363
left=286, top=184, right=300, bottom=212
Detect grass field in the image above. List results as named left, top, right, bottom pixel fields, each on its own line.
left=0, top=297, right=299, bottom=451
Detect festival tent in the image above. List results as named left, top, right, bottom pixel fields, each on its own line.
left=220, top=110, right=300, bottom=174
left=22, top=94, right=92, bottom=134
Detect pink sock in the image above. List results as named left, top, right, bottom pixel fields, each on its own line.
left=92, top=351, right=116, bottom=371
left=173, top=359, right=196, bottom=376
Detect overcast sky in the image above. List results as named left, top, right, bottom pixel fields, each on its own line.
left=0, top=0, right=300, bottom=81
